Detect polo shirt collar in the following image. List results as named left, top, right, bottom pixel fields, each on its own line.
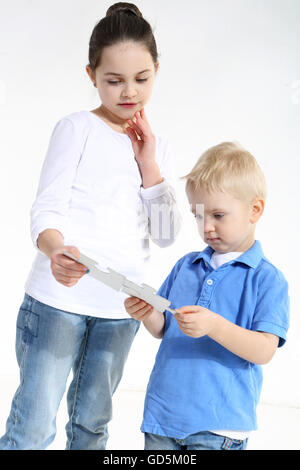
left=191, top=240, right=264, bottom=269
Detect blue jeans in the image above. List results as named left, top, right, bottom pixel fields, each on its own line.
left=144, top=432, right=248, bottom=450
left=0, top=293, right=140, bottom=450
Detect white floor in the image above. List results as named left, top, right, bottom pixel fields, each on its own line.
left=1, top=376, right=299, bottom=450
left=51, top=389, right=300, bottom=451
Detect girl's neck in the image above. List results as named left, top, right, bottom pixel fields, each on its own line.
left=91, top=106, right=133, bottom=134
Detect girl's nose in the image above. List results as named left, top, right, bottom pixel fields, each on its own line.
left=122, top=83, right=137, bottom=99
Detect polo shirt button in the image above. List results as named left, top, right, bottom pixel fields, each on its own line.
left=207, top=279, right=214, bottom=285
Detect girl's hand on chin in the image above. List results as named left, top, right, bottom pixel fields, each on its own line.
left=126, top=108, right=163, bottom=188
left=125, top=108, right=156, bottom=166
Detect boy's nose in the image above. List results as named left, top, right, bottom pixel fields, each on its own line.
left=204, top=221, right=215, bottom=233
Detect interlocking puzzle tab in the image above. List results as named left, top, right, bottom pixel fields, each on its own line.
left=63, top=251, right=177, bottom=314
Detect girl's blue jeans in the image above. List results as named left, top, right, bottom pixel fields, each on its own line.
left=0, top=293, right=140, bottom=450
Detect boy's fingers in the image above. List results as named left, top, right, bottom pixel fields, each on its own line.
left=176, top=314, right=196, bottom=324
left=134, top=305, right=153, bottom=319
left=139, top=310, right=153, bottom=320
left=136, top=303, right=152, bottom=314
left=176, top=306, right=199, bottom=314
left=125, top=298, right=152, bottom=316
left=126, top=297, right=143, bottom=307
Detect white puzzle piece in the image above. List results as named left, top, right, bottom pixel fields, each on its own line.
left=63, top=251, right=178, bottom=314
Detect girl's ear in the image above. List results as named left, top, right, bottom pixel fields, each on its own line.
left=86, top=65, right=96, bottom=84
left=154, top=62, right=159, bottom=74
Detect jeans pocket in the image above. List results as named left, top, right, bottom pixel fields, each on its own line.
left=17, top=307, right=39, bottom=343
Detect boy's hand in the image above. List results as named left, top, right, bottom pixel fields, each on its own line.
left=124, top=296, right=154, bottom=321
left=175, top=305, right=218, bottom=338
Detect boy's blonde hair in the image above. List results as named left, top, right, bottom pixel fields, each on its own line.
left=182, top=142, right=267, bottom=203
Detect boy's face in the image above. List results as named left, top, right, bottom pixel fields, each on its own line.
left=186, top=186, right=263, bottom=253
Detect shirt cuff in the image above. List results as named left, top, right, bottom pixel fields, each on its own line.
left=31, top=220, right=66, bottom=249
left=252, top=320, right=288, bottom=347
left=140, top=179, right=169, bottom=200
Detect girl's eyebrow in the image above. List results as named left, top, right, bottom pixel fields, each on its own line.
left=104, top=69, right=151, bottom=76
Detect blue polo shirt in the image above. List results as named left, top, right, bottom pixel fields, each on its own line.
left=141, top=240, right=289, bottom=438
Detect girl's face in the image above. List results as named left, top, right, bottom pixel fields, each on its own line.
left=87, top=41, right=158, bottom=122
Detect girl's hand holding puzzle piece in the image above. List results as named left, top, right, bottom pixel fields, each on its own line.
left=50, top=246, right=88, bottom=288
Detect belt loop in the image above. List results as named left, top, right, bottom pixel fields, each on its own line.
left=26, top=293, right=33, bottom=310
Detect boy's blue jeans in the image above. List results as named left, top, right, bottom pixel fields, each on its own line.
left=0, top=293, right=140, bottom=450
left=145, top=432, right=248, bottom=450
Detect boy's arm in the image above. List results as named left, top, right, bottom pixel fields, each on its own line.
left=175, top=306, right=279, bottom=365
left=124, top=297, right=165, bottom=339
left=209, top=315, right=279, bottom=364
left=142, top=308, right=166, bottom=339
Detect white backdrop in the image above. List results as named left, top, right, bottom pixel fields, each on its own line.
left=0, top=0, right=299, bottom=417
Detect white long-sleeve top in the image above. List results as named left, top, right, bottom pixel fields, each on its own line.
left=24, top=110, right=181, bottom=318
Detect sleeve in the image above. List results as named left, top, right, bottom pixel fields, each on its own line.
left=30, top=118, right=82, bottom=248
left=139, top=139, right=182, bottom=248
left=252, top=266, right=290, bottom=347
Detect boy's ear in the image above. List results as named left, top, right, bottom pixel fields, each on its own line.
left=250, top=197, right=265, bottom=223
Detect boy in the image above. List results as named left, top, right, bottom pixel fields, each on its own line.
left=125, top=142, right=289, bottom=450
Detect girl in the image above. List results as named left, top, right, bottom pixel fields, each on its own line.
left=0, top=2, right=181, bottom=450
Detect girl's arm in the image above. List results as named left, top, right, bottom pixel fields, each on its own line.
left=30, top=117, right=83, bottom=251
left=31, top=118, right=88, bottom=287
left=124, top=297, right=165, bottom=339
left=175, top=306, right=279, bottom=365
left=126, top=109, right=182, bottom=247
left=37, top=228, right=65, bottom=257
